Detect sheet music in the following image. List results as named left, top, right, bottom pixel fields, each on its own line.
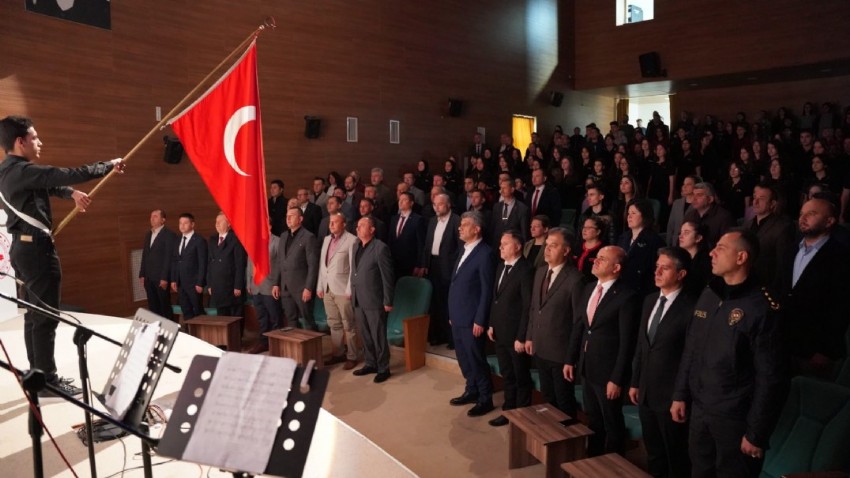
left=104, top=321, right=160, bottom=420
left=182, top=353, right=297, bottom=474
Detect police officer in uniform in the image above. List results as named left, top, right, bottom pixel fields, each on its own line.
left=670, top=228, right=787, bottom=478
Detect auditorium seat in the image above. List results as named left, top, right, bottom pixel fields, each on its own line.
left=622, top=405, right=642, bottom=441
left=646, top=199, right=660, bottom=224
left=760, top=376, right=850, bottom=477
left=833, top=327, right=850, bottom=387
left=386, top=277, right=432, bottom=346
left=561, top=208, right=577, bottom=232
left=297, top=299, right=329, bottom=333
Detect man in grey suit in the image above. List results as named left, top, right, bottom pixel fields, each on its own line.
left=271, top=207, right=320, bottom=330
left=350, top=216, right=395, bottom=383
left=489, top=179, right=529, bottom=248
left=317, top=212, right=360, bottom=369
left=247, top=221, right=281, bottom=354
left=525, top=227, right=585, bottom=416
left=743, top=183, right=795, bottom=288
left=667, top=175, right=699, bottom=246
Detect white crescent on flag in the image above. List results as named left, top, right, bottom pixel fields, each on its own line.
left=223, top=105, right=255, bottom=177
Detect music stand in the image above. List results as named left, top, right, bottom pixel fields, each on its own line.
left=158, top=355, right=329, bottom=478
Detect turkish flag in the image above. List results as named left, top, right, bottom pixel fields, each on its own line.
left=169, top=41, right=270, bottom=284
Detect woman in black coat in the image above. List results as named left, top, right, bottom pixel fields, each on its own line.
left=616, top=198, right=663, bottom=297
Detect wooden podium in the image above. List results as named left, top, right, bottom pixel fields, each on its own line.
left=503, top=405, right=593, bottom=478
left=264, top=328, right=325, bottom=368
left=561, top=453, right=651, bottom=478
left=186, top=315, right=243, bottom=351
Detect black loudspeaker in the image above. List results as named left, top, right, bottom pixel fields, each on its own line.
left=448, top=99, right=463, bottom=117
left=550, top=91, right=564, bottom=107
left=638, top=52, right=665, bottom=78
left=304, top=116, right=321, bottom=139
left=163, top=136, right=184, bottom=164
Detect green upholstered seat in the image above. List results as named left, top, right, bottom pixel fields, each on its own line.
left=296, top=299, right=329, bottom=332
left=622, top=405, right=642, bottom=440
left=487, top=354, right=501, bottom=376
left=760, top=376, right=850, bottom=477
left=386, top=277, right=433, bottom=347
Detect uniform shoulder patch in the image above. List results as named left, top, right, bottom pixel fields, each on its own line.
left=761, top=287, right=780, bottom=311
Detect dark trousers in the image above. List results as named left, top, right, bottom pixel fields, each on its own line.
left=143, top=278, right=172, bottom=319
left=10, top=238, right=61, bottom=384
left=254, top=293, right=282, bottom=344
left=428, top=265, right=452, bottom=344
left=452, top=325, right=493, bottom=405
left=355, top=307, right=389, bottom=373
left=690, top=405, right=762, bottom=478
left=281, top=287, right=315, bottom=329
left=178, top=285, right=203, bottom=319
left=536, top=356, right=577, bottom=417
left=494, top=340, right=532, bottom=410
left=583, top=380, right=626, bottom=456
left=639, top=405, right=691, bottom=478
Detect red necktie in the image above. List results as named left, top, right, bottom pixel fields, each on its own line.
left=532, top=188, right=540, bottom=216
left=218, top=236, right=224, bottom=246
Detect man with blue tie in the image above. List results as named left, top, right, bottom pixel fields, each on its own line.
left=448, top=211, right=496, bottom=417
left=170, top=213, right=208, bottom=319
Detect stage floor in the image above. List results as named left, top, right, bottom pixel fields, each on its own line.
left=0, top=311, right=414, bottom=478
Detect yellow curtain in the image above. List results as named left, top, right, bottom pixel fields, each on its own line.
left=616, top=98, right=629, bottom=122
left=512, top=116, right=535, bottom=156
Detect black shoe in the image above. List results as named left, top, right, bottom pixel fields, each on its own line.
left=467, top=402, right=495, bottom=417
left=373, top=371, right=391, bottom=383
left=59, top=376, right=75, bottom=385
left=449, top=393, right=479, bottom=406
left=488, top=415, right=509, bottom=427
left=38, top=381, right=83, bottom=403
left=353, top=366, right=378, bottom=376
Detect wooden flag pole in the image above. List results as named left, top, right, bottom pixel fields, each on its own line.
left=53, top=17, right=276, bottom=237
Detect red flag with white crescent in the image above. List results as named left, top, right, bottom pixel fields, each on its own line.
left=169, top=41, right=270, bottom=284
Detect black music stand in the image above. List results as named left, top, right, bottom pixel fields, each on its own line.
left=158, top=355, right=329, bottom=478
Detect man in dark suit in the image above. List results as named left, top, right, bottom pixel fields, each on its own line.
left=268, top=179, right=287, bottom=236
left=489, top=179, right=529, bottom=248
left=349, top=197, right=387, bottom=243
left=206, top=212, right=248, bottom=316
left=447, top=211, right=496, bottom=417
left=139, top=209, right=176, bottom=319
left=170, top=213, right=208, bottom=319
left=297, top=188, right=323, bottom=235
left=350, top=216, right=395, bottom=383
left=777, top=196, right=850, bottom=376
left=468, top=131, right=488, bottom=162
left=417, top=193, right=462, bottom=347
left=271, top=207, right=320, bottom=330
left=565, top=245, right=639, bottom=456
left=683, top=182, right=735, bottom=248
left=388, top=192, right=426, bottom=279
left=629, top=247, right=695, bottom=478
left=526, top=168, right=562, bottom=227
left=525, top=227, right=585, bottom=416
left=487, top=230, right=534, bottom=427
left=743, top=183, right=795, bottom=288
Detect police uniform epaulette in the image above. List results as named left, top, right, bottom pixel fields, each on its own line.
left=761, top=287, right=780, bottom=311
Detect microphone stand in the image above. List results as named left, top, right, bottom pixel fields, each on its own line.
left=0, top=291, right=181, bottom=478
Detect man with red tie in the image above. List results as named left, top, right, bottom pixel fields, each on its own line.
left=526, top=169, right=562, bottom=228
left=388, top=192, right=425, bottom=280
left=565, top=245, right=640, bottom=456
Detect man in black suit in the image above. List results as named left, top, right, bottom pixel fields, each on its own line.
left=271, top=207, right=320, bottom=330
left=417, top=193, right=462, bottom=347
left=489, top=179, right=529, bottom=249
left=350, top=197, right=387, bottom=243
left=487, top=230, right=534, bottom=427
left=268, top=179, right=287, bottom=236
left=743, top=183, right=795, bottom=288
left=565, top=245, right=639, bottom=456
left=170, top=213, right=208, bottom=319
left=469, top=131, right=488, bottom=162
left=525, top=227, right=585, bottom=416
left=629, top=247, right=695, bottom=478
left=350, top=216, right=395, bottom=383
left=297, top=188, right=323, bottom=235
left=206, top=212, right=248, bottom=317
left=388, top=192, right=426, bottom=279
left=777, top=196, right=850, bottom=376
left=139, top=209, right=176, bottom=319
left=447, top=211, right=496, bottom=417
left=683, top=182, right=735, bottom=248
left=526, top=168, right=562, bottom=227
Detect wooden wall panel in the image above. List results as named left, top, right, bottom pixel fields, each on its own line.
left=672, top=75, right=850, bottom=127
left=573, top=0, right=850, bottom=90
left=0, top=0, right=611, bottom=316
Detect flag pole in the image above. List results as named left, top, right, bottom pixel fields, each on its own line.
left=53, top=17, right=277, bottom=237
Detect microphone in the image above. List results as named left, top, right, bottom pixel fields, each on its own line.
left=0, top=271, right=25, bottom=287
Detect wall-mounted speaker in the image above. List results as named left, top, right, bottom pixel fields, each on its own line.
left=163, top=136, right=184, bottom=164
left=638, top=52, right=665, bottom=78
left=448, top=99, right=463, bottom=117
left=304, top=116, right=321, bottom=139
left=550, top=91, right=564, bottom=107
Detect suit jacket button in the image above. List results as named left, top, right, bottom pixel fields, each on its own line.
left=588, top=330, right=592, bottom=335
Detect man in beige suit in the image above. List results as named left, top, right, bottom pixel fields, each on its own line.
left=317, top=212, right=360, bottom=369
